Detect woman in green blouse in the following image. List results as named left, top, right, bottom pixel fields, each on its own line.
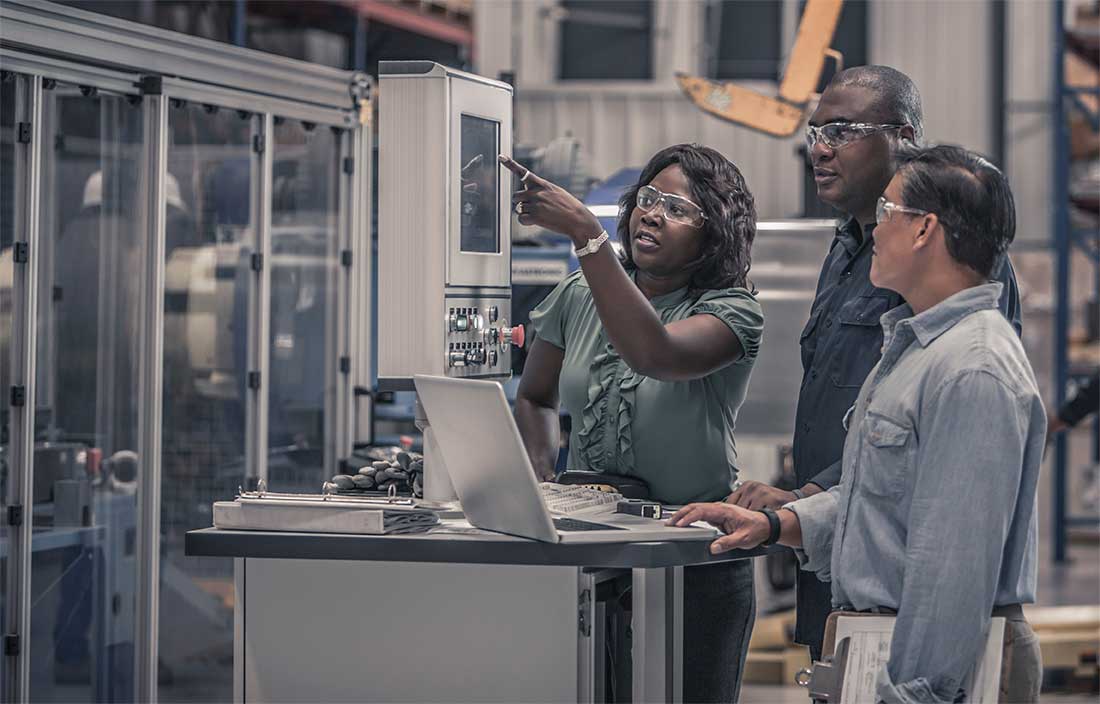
left=501, top=144, right=763, bottom=702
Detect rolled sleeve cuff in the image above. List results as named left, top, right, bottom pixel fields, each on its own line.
left=876, top=667, right=944, bottom=704
left=784, top=491, right=837, bottom=581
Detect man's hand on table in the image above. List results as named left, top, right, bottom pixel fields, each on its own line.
left=665, top=502, right=771, bottom=554
left=725, top=480, right=797, bottom=510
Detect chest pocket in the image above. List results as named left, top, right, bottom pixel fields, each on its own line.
left=830, top=295, right=893, bottom=388
left=858, top=414, right=913, bottom=499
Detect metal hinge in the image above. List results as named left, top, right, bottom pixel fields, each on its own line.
left=16, top=122, right=31, bottom=144
left=7, top=505, right=23, bottom=527
left=250, top=252, right=263, bottom=272
left=339, top=356, right=351, bottom=374
left=138, top=75, right=163, bottom=95
left=577, top=589, right=591, bottom=636
left=340, top=249, right=352, bottom=268
left=3, top=634, right=19, bottom=656
left=342, top=157, right=354, bottom=175
left=13, top=242, right=29, bottom=264
left=10, top=385, right=26, bottom=407
left=253, top=134, right=265, bottom=154
left=247, top=371, right=261, bottom=390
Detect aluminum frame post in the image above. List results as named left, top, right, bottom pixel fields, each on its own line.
left=245, top=112, right=273, bottom=487
left=3, top=71, right=42, bottom=704
left=134, top=89, right=168, bottom=702
left=329, top=125, right=360, bottom=475
left=350, top=109, right=374, bottom=448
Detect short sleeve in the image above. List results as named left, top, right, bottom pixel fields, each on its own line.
left=689, top=288, right=764, bottom=364
left=527, top=269, right=585, bottom=350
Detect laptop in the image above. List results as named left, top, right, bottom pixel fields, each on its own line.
left=413, top=374, right=717, bottom=544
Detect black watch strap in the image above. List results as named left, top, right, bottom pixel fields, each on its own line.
left=758, top=508, right=781, bottom=546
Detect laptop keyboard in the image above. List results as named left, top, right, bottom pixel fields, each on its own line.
left=553, top=517, right=626, bottom=532
left=539, top=482, right=622, bottom=514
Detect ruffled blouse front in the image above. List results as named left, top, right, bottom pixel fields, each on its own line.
left=528, top=269, right=764, bottom=504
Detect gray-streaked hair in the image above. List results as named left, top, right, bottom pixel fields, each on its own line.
left=893, top=143, right=1015, bottom=278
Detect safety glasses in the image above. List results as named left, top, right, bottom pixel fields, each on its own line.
left=635, top=185, right=707, bottom=228
left=875, top=196, right=928, bottom=224
left=806, top=122, right=906, bottom=152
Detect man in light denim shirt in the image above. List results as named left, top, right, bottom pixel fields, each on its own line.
left=670, top=144, right=1045, bottom=704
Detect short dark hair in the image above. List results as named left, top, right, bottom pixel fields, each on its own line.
left=830, top=65, right=924, bottom=141
left=618, top=144, right=756, bottom=292
left=894, top=144, right=1016, bottom=278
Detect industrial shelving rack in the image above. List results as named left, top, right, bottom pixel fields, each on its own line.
left=1051, top=0, right=1100, bottom=562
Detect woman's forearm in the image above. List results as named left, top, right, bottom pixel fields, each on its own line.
left=575, top=244, right=674, bottom=376
left=515, top=396, right=561, bottom=481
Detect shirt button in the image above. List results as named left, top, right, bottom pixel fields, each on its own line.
left=802, top=423, right=811, bottom=433
left=825, top=318, right=833, bottom=328
left=810, top=370, right=818, bottom=380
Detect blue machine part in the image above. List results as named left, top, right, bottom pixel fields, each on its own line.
left=583, top=167, right=640, bottom=257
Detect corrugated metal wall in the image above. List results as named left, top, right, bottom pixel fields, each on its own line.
left=474, top=0, right=1051, bottom=239
left=515, top=87, right=806, bottom=218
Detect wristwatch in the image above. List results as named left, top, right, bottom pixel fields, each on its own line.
left=758, top=507, right=782, bottom=546
left=575, top=230, right=609, bottom=258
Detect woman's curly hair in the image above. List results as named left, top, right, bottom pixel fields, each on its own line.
left=617, top=143, right=756, bottom=293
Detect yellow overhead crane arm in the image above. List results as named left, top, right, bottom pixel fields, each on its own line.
left=676, top=0, right=844, bottom=137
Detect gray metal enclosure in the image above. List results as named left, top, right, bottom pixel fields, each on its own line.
left=0, top=2, right=373, bottom=701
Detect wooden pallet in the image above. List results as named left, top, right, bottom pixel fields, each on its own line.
left=1025, top=605, right=1100, bottom=675
left=744, top=647, right=812, bottom=686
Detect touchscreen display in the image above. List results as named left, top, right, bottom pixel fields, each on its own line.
left=459, top=115, right=500, bottom=254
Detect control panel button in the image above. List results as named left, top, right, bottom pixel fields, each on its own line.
left=465, top=348, right=486, bottom=366
left=448, top=351, right=467, bottom=367
left=488, top=305, right=499, bottom=323
left=500, top=322, right=525, bottom=350
left=488, top=350, right=498, bottom=366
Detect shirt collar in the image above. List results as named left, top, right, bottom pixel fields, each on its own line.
left=835, top=216, right=876, bottom=257
left=882, top=282, right=1004, bottom=348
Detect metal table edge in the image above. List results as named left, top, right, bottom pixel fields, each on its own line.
left=185, top=527, right=779, bottom=569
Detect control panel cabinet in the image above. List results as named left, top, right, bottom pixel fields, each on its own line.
left=377, top=61, right=515, bottom=389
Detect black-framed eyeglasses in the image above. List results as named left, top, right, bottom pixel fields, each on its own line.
left=806, top=122, right=907, bottom=152
left=635, top=185, right=707, bottom=228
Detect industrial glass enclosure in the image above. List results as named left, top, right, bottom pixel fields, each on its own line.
left=29, top=81, right=145, bottom=703
left=159, top=101, right=254, bottom=701
left=267, top=120, right=342, bottom=491
left=0, top=3, right=373, bottom=701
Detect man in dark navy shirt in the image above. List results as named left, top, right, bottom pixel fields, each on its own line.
left=727, top=66, right=1022, bottom=660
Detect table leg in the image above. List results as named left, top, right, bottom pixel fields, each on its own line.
left=631, top=566, right=683, bottom=703
left=234, top=558, right=244, bottom=704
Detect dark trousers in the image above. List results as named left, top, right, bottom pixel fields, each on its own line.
left=795, top=569, right=832, bottom=662
left=683, top=559, right=756, bottom=703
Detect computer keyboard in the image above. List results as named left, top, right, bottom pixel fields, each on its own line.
left=539, top=482, right=622, bottom=515
left=553, top=517, right=626, bottom=532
